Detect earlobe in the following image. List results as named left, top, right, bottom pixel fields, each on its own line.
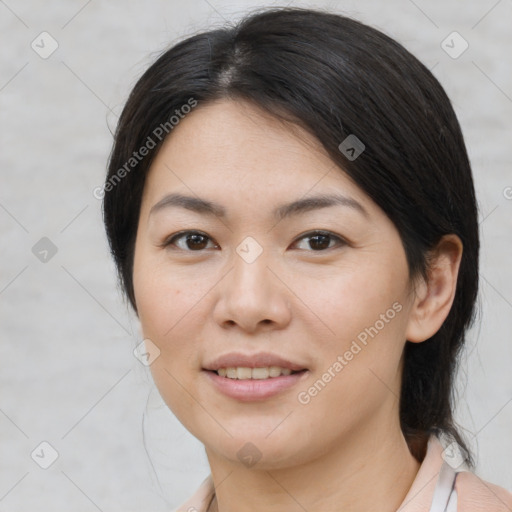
left=405, top=234, right=463, bottom=344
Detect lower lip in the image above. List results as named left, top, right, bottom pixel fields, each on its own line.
left=203, top=370, right=309, bottom=401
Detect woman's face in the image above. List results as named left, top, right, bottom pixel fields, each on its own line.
left=133, top=99, right=418, bottom=469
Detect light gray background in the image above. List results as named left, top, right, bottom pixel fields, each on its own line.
left=1, top=0, right=511, bottom=510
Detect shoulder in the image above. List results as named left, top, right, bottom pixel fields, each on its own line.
left=455, top=470, right=512, bottom=511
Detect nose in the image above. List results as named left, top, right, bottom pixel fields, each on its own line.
left=212, top=248, right=292, bottom=334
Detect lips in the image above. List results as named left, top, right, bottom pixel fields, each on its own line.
left=202, top=352, right=309, bottom=400
left=203, top=367, right=309, bottom=401
left=203, top=352, right=307, bottom=373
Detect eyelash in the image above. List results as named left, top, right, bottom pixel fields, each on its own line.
left=160, top=230, right=347, bottom=253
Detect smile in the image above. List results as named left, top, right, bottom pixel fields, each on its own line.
left=216, top=366, right=299, bottom=379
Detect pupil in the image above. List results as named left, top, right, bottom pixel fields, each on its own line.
left=310, top=234, right=330, bottom=250
left=187, top=234, right=207, bottom=250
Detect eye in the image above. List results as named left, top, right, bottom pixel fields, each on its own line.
left=161, top=230, right=219, bottom=251
left=161, top=230, right=345, bottom=252
left=291, top=230, right=346, bottom=251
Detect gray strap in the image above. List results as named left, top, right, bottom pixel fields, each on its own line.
left=428, top=462, right=458, bottom=512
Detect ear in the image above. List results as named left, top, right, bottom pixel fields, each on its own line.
left=405, top=234, right=463, bottom=343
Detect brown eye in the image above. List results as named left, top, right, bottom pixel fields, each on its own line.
left=292, top=231, right=345, bottom=251
left=163, top=231, right=218, bottom=251
left=185, top=233, right=209, bottom=250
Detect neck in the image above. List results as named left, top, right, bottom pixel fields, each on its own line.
left=205, top=414, right=422, bottom=512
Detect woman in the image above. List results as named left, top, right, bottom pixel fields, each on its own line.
left=102, top=7, right=512, bottom=512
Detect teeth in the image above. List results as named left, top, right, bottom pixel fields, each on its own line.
left=269, top=366, right=282, bottom=377
left=252, top=367, right=269, bottom=379
left=216, top=366, right=297, bottom=379
left=237, top=367, right=252, bottom=379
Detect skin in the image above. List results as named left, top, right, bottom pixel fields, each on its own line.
left=132, top=99, right=463, bottom=512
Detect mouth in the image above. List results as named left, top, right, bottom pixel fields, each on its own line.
left=202, top=353, right=309, bottom=401
left=208, top=366, right=306, bottom=379
left=203, top=352, right=307, bottom=375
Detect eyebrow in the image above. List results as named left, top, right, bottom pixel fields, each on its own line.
left=149, top=192, right=369, bottom=221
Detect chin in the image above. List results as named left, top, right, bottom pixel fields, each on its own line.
left=202, top=428, right=313, bottom=470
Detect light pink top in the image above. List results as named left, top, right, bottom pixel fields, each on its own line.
left=173, top=436, right=512, bottom=511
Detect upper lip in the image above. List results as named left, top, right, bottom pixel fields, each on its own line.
left=203, top=352, right=307, bottom=372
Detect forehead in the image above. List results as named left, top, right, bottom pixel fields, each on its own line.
left=153, top=98, right=330, bottom=172
left=140, top=98, right=373, bottom=217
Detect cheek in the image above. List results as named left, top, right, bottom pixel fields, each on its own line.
left=133, top=263, right=210, bottom=435
left=295, top=297, right=407, bottom=446
left=294, top=250, right=410, bottom=410
left=134, top=254, right=208, bottom=339
left=133, top=256, right=222, bottom=406
left=299, top=259, right=407, bottom=347
left=136, top=282, right=201, bottom=366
